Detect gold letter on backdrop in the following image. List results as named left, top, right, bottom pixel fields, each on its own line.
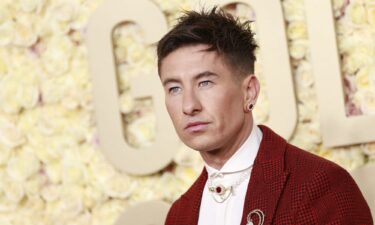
left=305, top=0, right=375, bottom=147
left=87, top=0, right=180, bottom=176
left=195, top=0, right=297, bottom=140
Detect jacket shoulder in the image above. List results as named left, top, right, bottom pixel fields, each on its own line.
left=284, top=144, right=373, bottom=224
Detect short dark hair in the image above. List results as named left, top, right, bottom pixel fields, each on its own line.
left=157, top=7, right=258, bottom=77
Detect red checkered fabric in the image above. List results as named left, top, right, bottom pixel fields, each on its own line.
left=165, top=125, right=373, bottom=225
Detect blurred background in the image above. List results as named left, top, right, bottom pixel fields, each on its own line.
left=0, top=0, right=374, bottom=224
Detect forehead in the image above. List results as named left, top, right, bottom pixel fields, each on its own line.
left=159, top=44, right=227, bottom=80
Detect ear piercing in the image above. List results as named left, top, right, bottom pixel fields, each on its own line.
left=248, top=102, right=254, bottom=111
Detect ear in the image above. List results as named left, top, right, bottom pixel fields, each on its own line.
left=242, top=74, right=260, bottom=110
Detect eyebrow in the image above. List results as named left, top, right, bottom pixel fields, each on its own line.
left=162, top=71, right=219, bottom=86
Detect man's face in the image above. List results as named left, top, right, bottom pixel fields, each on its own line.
left=159, top=44, right=253, bottom=152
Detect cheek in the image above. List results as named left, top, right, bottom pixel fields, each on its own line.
left=166, top=99, right=182, bottom=125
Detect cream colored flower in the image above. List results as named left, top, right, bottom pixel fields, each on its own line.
left=91, top=199, right=126, bottom=225
left=282, top=0, right=305, bottom=22
left=173, top=145, right=202, bottom=167
left=356, top=67, right=371, bottom=90
left=40, top=77, right=66, bottom=104
left=126, top=115, right=156, bottom=147
left=51, top=1, right=77, bottom=22
left=253, top=91, right=269, bottom=124
left=328, top=147, right=366, bottom=171
left=287, top=21, right=308, bottom=40
left=0, top=54, right=7, bottom=76
left=41, top=184, right=61, bottom=202
left=174, top=166, right=200, bottom=187
left=49, top=185, right=84, bottom=221
left=2, top=178, right=25, bottom=203
left=0, top=7, right=11, bottom=25
left=6, top=147, right=41, bottom=181
left=0, top=147, right=11, bottom=165
left=295, top=60, right=314, bottom=88
left=353, top=89, right=375, bottom=114
left=18, top=0, right=44, bottom=13
left=347, top=2, right=367, bottom=26
left=45, top=161, right=62, bottom=184
left=24, top=174, right=46, bottom=198
left=13, top=16, right=38, bottom=47
left=0, top=21, right=14, bottom=46
left=290, top=39, right=309, bottom=60
left=83, top=185, right=106, bottom=210
left=0, top=116, right=25, bottom=148
left=41, top=36, right=73, bottom=76
left=367, top=6, right=375, bottom=25
left=119, top=92, right=134, bottom=114
left=101, top=174, right=136, bottom=199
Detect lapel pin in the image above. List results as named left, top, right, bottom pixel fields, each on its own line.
left=246, top=209, right=264, bottom=225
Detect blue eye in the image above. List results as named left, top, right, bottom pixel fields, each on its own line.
left=169, top=86, right=181, bottom=94
left=198, top=80, right=212, bottom=87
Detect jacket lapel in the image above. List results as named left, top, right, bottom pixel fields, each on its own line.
left=241, top=125, right=290, bottom=225
left=177, top=168, right=208, bottom=225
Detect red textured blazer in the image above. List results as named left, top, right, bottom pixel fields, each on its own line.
left=165, top=125, right=373, bottom=225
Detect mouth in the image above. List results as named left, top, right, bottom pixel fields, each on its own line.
left=185, top=121, right=210, bottom=132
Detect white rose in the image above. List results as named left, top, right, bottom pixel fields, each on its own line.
left=70, top=6, right=90, bottom=30
left=343, top=46, right=374, bottom=74
left=368, top=6, right=375, bottom=25
left=0, top=21, right=14, bottom=46
left=53, top=185, right=84, bottom=220
left=119, top=92, right=134, bottom=114
left=0, top=146, right=11, bottom=165
left=0, top=8, right=11, bottom=25
left=101, top=174, right=136, bottom=199
left=2, top=179, right=25, bottom=203
left=45, top=161, right=62, bottom=184
left=0, top=54, right=8, bottom=76
left=51, top=1, right=77, bottom=22
left=355, top=66, right=371, bottom=90
left=295, top=60, right=314, bottom=88
left=174, top=166, right=200, bottom=187
left=298, top=102, right=318, bottom=123
left=40, top=77, right=66, bottom=104
left=353, top=89, right=375, bottom=114
left=0, top=115, right=25, bottom=148
left=24, top=174, right=46, bottom=198
left=287, top=21, right=308, bottom=40
left=289, top=39, right=309, bottom=60
left=328, top=147, right=365, bottom=171
left=346, top=2, right=367, bottom=26
left=41, top=36, right=73, bottom=76
left=173, top=146, right=202, bottom=167
left=18, top=0, right=44, bottom=13
left=83, top=185, right=106, bottom=210
left=61, top=158, right=87, bottom=185
left=126, top=115, right=156, bottom=147
left=91, top=199, right=126, bottom=225
left=13, top=16, right=38, bottom=47
left=282, top=0, right=305, bottom=22
left=41, top=184, right=61, bottom=202
left=6, top=147, right=41, bottom=181
left=253, top=91, right=269, bottom=124
left=0, top=197, right=16, bottom=212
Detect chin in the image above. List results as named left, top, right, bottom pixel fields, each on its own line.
left=183, top=138, right=219, bottom=152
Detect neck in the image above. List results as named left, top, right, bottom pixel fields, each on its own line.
left=200, top=119, right=254, bottom=170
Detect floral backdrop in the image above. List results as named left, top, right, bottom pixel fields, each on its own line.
left=0, top=0, right=374, bottom=224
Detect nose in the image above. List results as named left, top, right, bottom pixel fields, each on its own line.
left=182, top=88, right=202, bottom=115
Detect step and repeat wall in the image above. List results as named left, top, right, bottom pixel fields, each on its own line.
left=0, top=0, right=375, bottom=224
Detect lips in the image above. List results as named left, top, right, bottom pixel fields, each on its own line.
left=185, top=121, right=210, bottom=132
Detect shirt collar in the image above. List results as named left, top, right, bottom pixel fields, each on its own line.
left=205, top=124, right=263, bottom=175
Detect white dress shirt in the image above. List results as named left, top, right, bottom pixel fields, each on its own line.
left=197, top=124, right=263, bottom=225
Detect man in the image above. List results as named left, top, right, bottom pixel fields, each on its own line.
left=157, top=7, right=373, bottom=225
